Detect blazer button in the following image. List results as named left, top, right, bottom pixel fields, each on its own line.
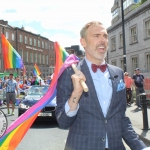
left=102, top=137, right=105, bottom=141
left=105, top=120, right=107, bottom=123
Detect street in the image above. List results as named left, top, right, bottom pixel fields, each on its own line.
left=0, top=105, right=132, bottom=150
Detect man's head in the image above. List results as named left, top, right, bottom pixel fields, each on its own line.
left=9, top=73, right=13, bottom=79
left=80, top=21, right=108, bottom=65
left=134, top=68, right=140, bottom=74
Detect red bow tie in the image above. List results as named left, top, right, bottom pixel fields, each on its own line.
left=91, top=64, right=107, bottom=73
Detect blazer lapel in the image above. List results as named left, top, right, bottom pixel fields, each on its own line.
left=106, top=64, right=119, bottom=118
left=78, top=59, right=104, bottom=118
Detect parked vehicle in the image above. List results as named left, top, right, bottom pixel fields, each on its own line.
left=18, top=85, right=56, bottom=119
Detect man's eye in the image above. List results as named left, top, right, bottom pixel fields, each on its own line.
left=94, top=35, right=99, bottom=37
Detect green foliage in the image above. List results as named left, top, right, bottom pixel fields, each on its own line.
left=132, top=3, right=141, bottom=10
left=141, top=0, right=147, bottom=4
left=132, top=0, right=147, bottom=10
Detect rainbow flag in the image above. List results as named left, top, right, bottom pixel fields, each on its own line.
left=1, top=34, right=23, bottom=69
left=33, top=64, right=41, bottom=76
left=0, top=41, right=79, bottom=149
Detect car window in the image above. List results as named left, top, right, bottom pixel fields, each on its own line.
left=28, top=86, right=49, bottom=95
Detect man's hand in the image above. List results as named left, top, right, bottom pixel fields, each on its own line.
left=71, top=70, right=86, bottom=95
left=68, top=71, right=86, bottom=111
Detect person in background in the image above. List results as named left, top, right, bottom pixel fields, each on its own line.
left=132, top=68, right=145, bottom=109
left=31, top=76, right=39, bottom=85
left=20, top=78, right=30, bottom=90
left=3, top=73, right=18, bottom=115
left=46, top=76, right=51, bottom=85
left=124, top=72, right=133, bottom=106
left=27, top=78, right=31, bottom=86
left=56, top=21, right=147, bottom=150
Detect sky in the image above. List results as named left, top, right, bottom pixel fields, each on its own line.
left=0, top=0, right=114, bottom=49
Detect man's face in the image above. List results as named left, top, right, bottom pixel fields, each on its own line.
left=9, top=75, right=13, bottom=79
left=80, top=24, right=108, bottom=64
left=135, top=70, right=140, bottom=74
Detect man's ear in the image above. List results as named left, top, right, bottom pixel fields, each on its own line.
left=80, top=38, right=86, bottom=48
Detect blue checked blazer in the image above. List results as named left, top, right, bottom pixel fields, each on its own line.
left=56, top=58, right=146, bottom=150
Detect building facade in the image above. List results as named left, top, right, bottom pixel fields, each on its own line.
left=107, top=0, right=150, bottom=76
left=0, top=20, right=55, bottom=78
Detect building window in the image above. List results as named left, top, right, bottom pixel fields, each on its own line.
left=25, top=36, right=28, bottom=44
left=120, top=59, right=124, bottom=70
left=34, top=39, right=36, bottom=46
left=19, top=34, right=22, bottom=43
left=6, top=32, right=9, bottom=39
left=30, top=52, right=33, bottom=63
left=111, top=37, right=116, bottom=51
left=34, top=53, right=37, bottom=63
left=26, top=51, right=28, bottom=62
left=112, top=8, right=118, bottom=19
left=119, top=33, right=123, bottom=48
left=134, top=0, right=140, bottom=3
left=45, top=43, right=47, bottom=49
left=145, top=20, right=150, bottom=38
left=42, top=41, right=44, bottom=48
left=39, top=54, right=41, bottom=64
left=123, top=0, right=132, bottom=9
left=147, top=54, right=150, bottom=70
left=111, top=60, right=116, bottom=66
left=46, top=55, right=48, bottom=65
left=29, top=38, right=32, bottom=46
left=42, top=54, right=45, bottom=64
left=12, top=33, right=14, bottom=41
left=130, top=27, right=137, bottom=43
left=132, top=57, right=138, bottom=71
left=38, top=40, right=40, bottom=47
left=19, top=50, right=23, bottom=59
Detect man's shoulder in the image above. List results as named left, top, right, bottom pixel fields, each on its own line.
left=107, top=64, right=123, bottom=72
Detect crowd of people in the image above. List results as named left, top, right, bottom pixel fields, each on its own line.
left=0, top=74, right=52, bottom=114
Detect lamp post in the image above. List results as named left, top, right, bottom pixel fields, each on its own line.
left=121, top=0, right=127, bottom=72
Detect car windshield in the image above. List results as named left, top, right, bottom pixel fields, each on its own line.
left=28, top=86, right=49, bottom=96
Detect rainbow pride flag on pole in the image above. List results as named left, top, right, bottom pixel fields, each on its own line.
left=1, top=34, right=23, bottom=69
left=0, top=42, right=79, bottom=150
left=33, top=63, right=41, bottom=76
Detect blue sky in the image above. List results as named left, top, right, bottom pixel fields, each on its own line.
left=0, top=0, right=114, bottom=49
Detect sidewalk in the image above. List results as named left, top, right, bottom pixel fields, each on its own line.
left=126, top=103, right=150, bottom=147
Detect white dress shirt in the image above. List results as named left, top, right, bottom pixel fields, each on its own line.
left=65, top=57, right=112, bottom=148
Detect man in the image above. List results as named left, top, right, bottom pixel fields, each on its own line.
left=132, top=68, right=145, bottom=109
left=55, top=21, right=147, bottom=150
left=3, top=73, right=18, bottom=115
left=31, top=76, right=39, bottom=85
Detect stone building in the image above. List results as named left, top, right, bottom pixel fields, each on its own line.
left=0, top=20, right=55, bottom=78
left=107, top=0, right=150, bottom=76
left=107, top=0, right=150, bottom=98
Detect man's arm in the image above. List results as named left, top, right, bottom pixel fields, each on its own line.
left=55, top=67, right=85, bottom=129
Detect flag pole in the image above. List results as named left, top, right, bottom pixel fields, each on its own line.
left=71, top=64, right=88, bottom=92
